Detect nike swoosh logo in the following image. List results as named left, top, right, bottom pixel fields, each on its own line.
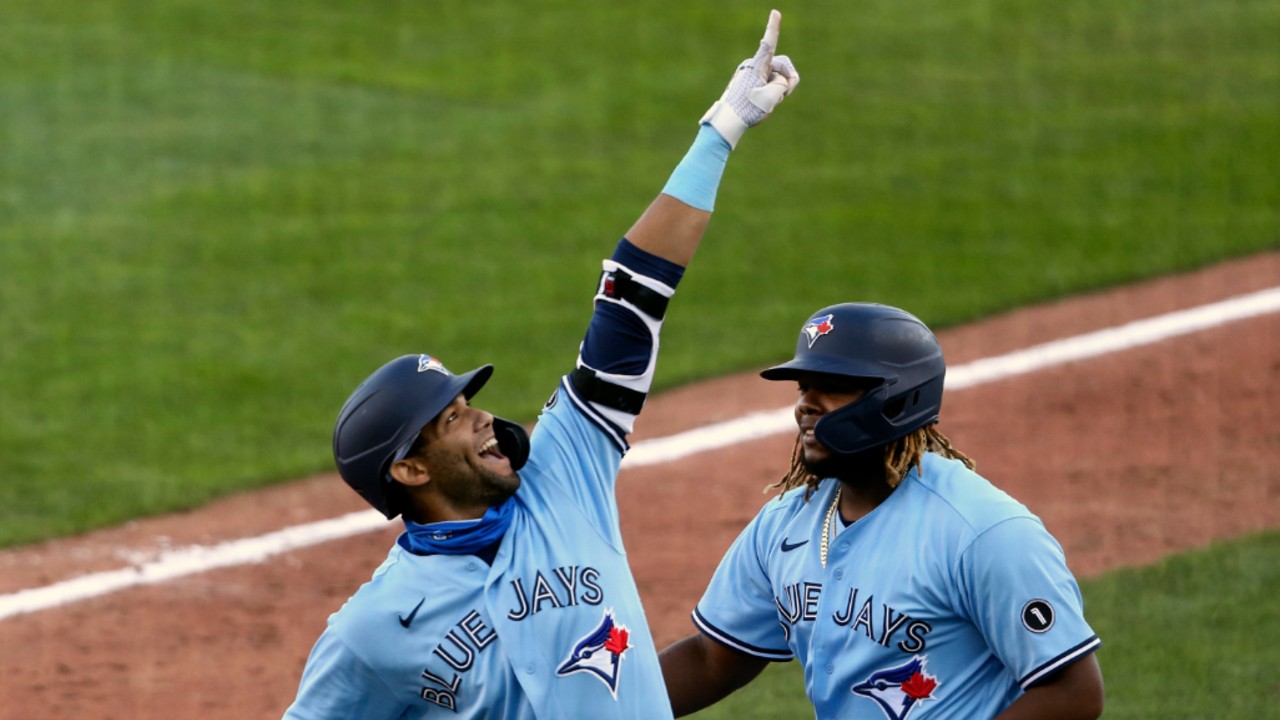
left=399, top=597, right=426, bottom=629
left=780, top=538, right=809, bottom=552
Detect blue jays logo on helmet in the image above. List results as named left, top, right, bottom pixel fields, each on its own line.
left=801, top=313, right=835, bottom=348
left=851, top=655, right=940, bottom=720
left=417, top=354, right=448, bottom=374
left=556, top=609, right=632, bottom=698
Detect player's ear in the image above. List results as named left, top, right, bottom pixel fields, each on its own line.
left=389, top=456, right=431, bottom=488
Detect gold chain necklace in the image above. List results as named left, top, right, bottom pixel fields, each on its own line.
left=820, top=486, right=842, bottom=568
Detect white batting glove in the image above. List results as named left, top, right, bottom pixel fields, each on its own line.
left=700, top=9, right=800, bottom=148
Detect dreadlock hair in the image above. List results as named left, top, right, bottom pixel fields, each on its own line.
left=767, top=423, right=975, bottom=501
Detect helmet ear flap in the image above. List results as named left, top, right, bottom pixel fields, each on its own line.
left=812, top=372, right=946, bottom=456
left=493, top=417, right=530, bottom=471
left=813, top=386, right=890, bottom=455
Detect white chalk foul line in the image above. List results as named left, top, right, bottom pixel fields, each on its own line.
left=0, top=514, right=387, bottom=620
left=2, top=286, right=1277, bottom=621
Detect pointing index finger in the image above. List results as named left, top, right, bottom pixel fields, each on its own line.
left=761, top=9, right=782, bottom=52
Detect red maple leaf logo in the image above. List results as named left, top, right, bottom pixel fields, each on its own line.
left=604, top=626, right=630, bottom=655
left=901, top=671, right=937, bottom=700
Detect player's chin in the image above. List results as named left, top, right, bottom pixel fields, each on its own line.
left=802, top=447, right=853, bottom=480
left=801, top=442, right=833, bottom=470
left=478, top=462, right=521, bottom=496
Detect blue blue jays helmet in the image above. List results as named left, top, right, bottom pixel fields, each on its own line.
left=332, top=354, right=529, bottom=518
left=761, top=303, right=945, bottom=455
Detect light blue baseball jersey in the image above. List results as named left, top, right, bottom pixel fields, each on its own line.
left=694, top=453, right=1100, bottom=720
left=284, top=242, right=680, bottom=719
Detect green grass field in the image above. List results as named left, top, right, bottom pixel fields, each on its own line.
left=1, top=0, right=1276, bottom=545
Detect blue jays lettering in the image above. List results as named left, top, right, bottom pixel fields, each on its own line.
left=773, top=581, right=933, bottom=652
left=418, top=609, right=498, bottom=711
left=506, top=565, right=604, bottom=621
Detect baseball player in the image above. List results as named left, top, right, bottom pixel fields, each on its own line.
left=660, top=303, right=1104, bottom=719
left=282, top=11, right=799, bottom=720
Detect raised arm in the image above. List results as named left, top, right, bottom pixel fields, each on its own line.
left=564, top=10, right=799, bottom=448
left=626, top=9, right=798, bottom=268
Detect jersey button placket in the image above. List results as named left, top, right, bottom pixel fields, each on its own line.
left=833, top=535, right=853, bottom=567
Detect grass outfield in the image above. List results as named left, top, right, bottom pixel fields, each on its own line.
left=687, top=530, right=1280, bottom=718
left=1, top=1, right=1277, bottom=545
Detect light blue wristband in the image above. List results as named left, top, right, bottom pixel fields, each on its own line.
left=661, top=124, right=732, bottom=212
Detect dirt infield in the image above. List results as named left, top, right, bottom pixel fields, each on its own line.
left=1, top=252, right=1277, bottom=719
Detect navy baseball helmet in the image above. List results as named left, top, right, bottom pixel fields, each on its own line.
left=761, top=303, right=945, bottom=455
left=332, top=354, right=530, bottom=519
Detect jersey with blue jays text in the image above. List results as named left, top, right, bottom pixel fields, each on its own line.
left=693, top=453, right=1101, bottom=720
left=284, top=241, right=680, bottom=719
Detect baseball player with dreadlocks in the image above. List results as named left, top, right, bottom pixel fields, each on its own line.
left=282, top=11, right=798, bottom=720
left=660, top=303, right=1104, bottom=719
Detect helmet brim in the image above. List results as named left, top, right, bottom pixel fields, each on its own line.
left=421, top=364, right=494, bottom=429
left=761, top=355, right=892, bottom=382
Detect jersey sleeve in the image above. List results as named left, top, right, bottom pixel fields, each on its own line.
left=692, top=506, right=795, bottom=661
left=957, top=516, right=1101, bottom=689
left=520, top=384, right=630, bottom=544
left=282, top=628, right=403, bottom=720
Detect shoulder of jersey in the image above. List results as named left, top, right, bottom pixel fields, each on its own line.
left=757, top=484, right=823, bottom=525
left=914, top=453, right=1033, bottom=528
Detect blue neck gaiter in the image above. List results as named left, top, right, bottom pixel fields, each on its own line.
left=401, top=497, right=515, bottom=556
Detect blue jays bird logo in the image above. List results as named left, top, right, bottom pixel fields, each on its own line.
left=556, top=609, right=632, bottom=698
left=417, top=355, right=447, bottom=374
left=851, top=656, right=940, bottom=720
left=802, top=314, right=835, bottom=348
